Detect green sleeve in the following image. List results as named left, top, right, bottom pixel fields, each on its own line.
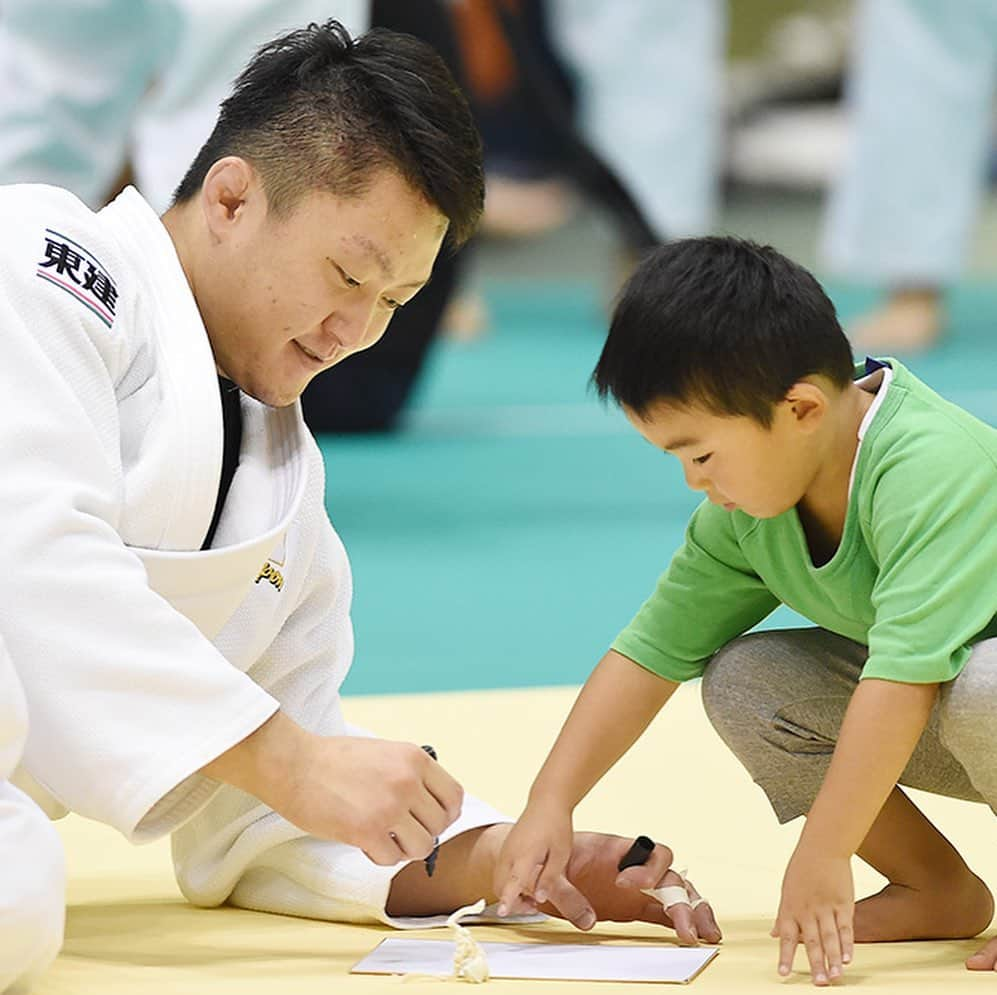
left=613, top=501, right=780, bottom=682
left=863, top=436, right=997, bottom=683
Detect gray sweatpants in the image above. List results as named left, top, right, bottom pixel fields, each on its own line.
left=701, top=628, right=997, bottom=824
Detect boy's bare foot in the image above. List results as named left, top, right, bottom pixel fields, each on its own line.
left=848, top=287, right=944, bottom=354
left=853, top=869, right=993, bottom=943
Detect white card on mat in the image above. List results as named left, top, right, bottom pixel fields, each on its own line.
left=352, top=938, right=718, bottom=983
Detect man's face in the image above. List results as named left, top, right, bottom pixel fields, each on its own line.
left=625, top=394, right=822, bottom=519
left=204, top=168, right=448, bottom=408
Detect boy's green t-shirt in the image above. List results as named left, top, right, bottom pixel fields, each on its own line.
left=613, top=360, right=997, bottom=685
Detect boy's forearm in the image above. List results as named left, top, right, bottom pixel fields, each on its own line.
left=528, top=650, right=678, bottom=810
left=799, top=678, right=939, bottom=858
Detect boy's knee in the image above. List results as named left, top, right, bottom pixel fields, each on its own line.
left=701, top=631, right=784, bottom=730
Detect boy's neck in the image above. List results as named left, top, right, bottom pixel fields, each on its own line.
left=797, top=383, right=877, bottom=564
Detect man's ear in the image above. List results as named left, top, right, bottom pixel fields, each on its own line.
left=200, top=157, right=265, bottom=242
left=782, top=380, right=828, bottom=433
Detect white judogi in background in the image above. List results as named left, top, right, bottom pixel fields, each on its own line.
left=0, top=0, right=368, bottom=211
left=0, top=182, right=506, bottom=955
left=0, top=638, right=64, bottom=994
left=551, top=0, right=725, bottom=238
left=822, top=0, right=997, bottom=284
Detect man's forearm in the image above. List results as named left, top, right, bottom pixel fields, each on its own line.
left=199, top=710, right=308, bottom=812
left=800, top=678, right=939, bottom=857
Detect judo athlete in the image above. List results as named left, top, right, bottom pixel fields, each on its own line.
left=0, top=20, right=703, bottom=989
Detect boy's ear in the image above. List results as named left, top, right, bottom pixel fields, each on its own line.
left=782, top=381, right=827, bottom=433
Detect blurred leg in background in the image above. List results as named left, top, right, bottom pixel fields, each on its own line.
left=550, top=0, right=725, bottom=242
left=822, top=0, right=997, bottom=352
left=455, top=0, right=579, bottom=239
left=0, top=0, right=367, bottom=211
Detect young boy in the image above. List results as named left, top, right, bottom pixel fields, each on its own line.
left=495, top=236, right=997, bottom=986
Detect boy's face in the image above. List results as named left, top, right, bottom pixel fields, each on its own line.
left=196, top=164, right=448, bottom=408
left=625, top=391, right=824, bottom=519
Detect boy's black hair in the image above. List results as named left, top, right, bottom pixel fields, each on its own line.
left=173, top=20, right=483, bottom=247
left=592, top=237, right=855, bottom=426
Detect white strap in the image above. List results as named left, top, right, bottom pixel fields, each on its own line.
left=641, top=867, right=708, bottom=911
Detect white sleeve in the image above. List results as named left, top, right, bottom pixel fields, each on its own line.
left=171, top=486, right=510, bottom=926
left=0, top=638, right=65, bottom=994
left=0, top=234, right=278, bottom=842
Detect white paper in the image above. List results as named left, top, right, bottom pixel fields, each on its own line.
left=387, top=903, right=546, bottom=930
left=352, top=938, right=718, bottom=983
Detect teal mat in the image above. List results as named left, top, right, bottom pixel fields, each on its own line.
left=321, top=280, right=997, bottom=696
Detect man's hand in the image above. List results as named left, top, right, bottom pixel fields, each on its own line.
left=200, top=712, right=463, bottom=864
left=282, top=735, right=464, bottom=864
left=547, top=832, right=721, bottom=944
left=772, top=844, right=854, bottom=986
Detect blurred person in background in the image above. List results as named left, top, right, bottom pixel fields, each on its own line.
left=822, top=0, right=997, bottom=352
left=463, top=0, right=725, bottom=247
left=446, top=0, right=724, bottom=343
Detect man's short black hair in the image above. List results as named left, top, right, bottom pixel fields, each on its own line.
left=173, top=20, right=483, bottom=247
left=592, top=236, right=855, bottom=426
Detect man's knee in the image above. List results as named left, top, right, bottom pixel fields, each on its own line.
left=0, top=794, right=65, bottom=994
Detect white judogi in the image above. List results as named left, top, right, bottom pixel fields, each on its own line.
left=0, top=183, right=506, bottom=931
left=0, top=638, right=64, bottom=994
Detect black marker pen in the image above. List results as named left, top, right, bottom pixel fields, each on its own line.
left=421, top=744, right=440, bottom=877
left=618, top=834, right=656, bottom=872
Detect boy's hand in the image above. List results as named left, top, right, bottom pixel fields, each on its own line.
left=495, top=802, right=595, bottom=929
left=772, top=845, right=854, bottom=986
